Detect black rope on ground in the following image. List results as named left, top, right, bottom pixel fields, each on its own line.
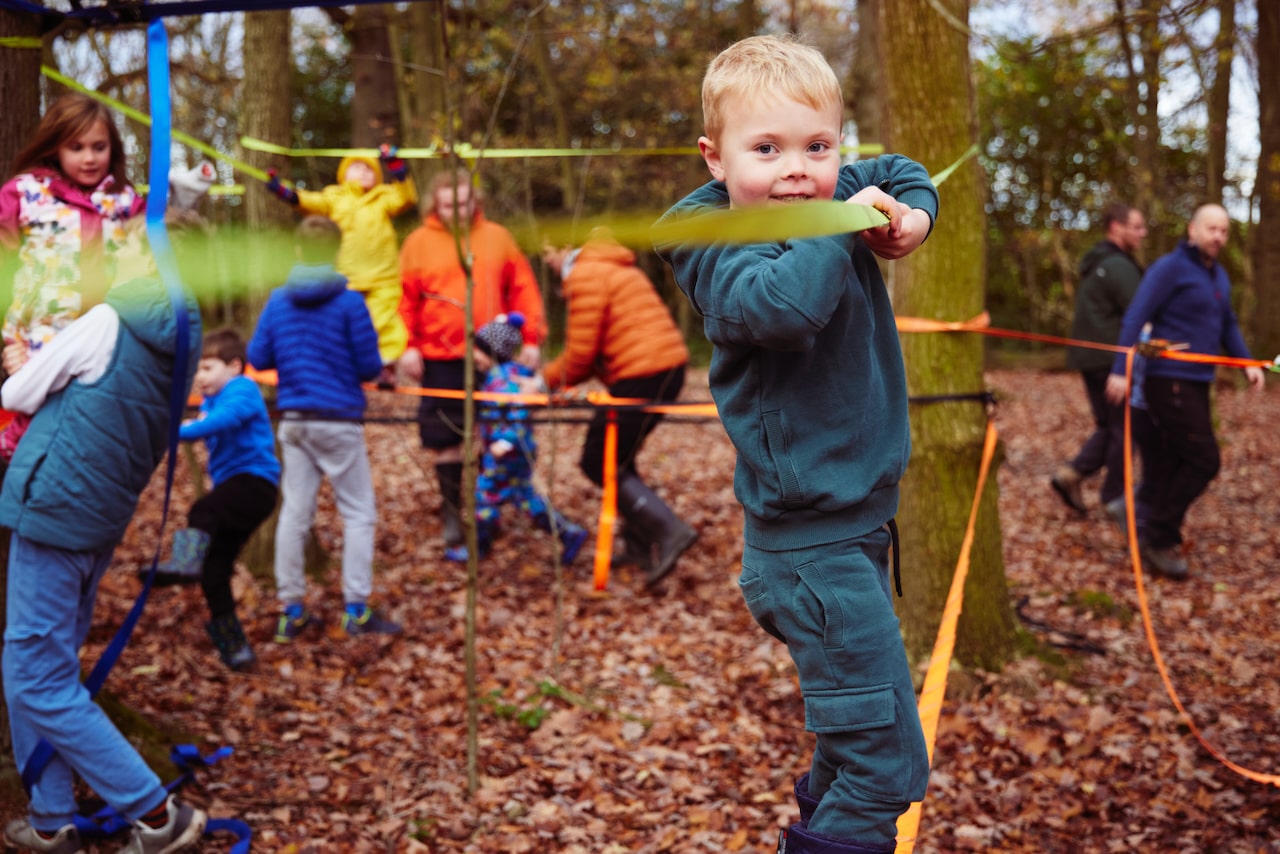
left=1014, top=595, right=1107, bottom=656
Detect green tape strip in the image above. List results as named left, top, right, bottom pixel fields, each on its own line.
left=522, top=200, right=891, bottom=249
left=0, top=37, right=43, bottom=49
left=40, top=65, right=268, bottom=182
left=239, top=135, right=886, bottom=160
left=930, top=143, right=979, bottom=186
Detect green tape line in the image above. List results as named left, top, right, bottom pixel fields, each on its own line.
left=522, top=201, right=891, bottom=249
left=239, top=135, right=886, bottom=160
left=1, top=37, right=43, bottom=49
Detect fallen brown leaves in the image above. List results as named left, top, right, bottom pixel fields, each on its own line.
left=19, top=369, right=1280, bottom=851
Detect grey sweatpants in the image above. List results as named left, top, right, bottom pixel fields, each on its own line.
left=274, top=419, right=376, bottom=606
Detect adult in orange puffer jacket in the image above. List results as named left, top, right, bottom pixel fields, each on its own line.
left=397, top=168, right=547, bottom=550
left=543, top=230, right=695, bottom=587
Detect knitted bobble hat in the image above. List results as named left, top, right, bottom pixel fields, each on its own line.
left=475, top=312, right=526, bottom=363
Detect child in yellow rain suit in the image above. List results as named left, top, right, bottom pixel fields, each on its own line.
left=265, top=145, right=416, bottom=370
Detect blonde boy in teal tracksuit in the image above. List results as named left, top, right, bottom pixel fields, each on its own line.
left=657, top=35, right=938, bottom=854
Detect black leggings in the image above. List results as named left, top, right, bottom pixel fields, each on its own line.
left=188, top=474, right=279, bottom=618
left=579, top=365, right=685, bottom=486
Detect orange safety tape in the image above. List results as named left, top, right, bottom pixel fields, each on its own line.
left=593, top=413, right=619, bottom=590
left=894, top=418, right=1000, bottom=853
left=1118, top=349, right=1280, bottom=787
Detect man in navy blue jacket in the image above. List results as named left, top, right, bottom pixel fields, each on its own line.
left=249, top=215, right=401, bottom=640
left=1105, top=204, right=1266, bottom=578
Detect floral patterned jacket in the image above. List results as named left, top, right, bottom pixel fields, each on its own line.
left=0, top=168, right=144, bottom=351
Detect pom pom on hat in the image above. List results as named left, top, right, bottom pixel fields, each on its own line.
left=475, top=312, right=526, bottom=363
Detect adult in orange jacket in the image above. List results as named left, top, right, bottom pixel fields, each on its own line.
left=543, top=231, right=695, bottom=586
left=397, top=169, right=547, bottom=549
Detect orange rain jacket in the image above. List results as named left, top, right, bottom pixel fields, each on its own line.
left=543, top=237, right=688, bottom=390
left=398, top=213, right=547, bottom=361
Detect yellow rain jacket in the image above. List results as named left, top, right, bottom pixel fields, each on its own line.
left=296, top=154, right=417, bottom=363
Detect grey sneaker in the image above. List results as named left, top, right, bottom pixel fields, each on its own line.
left=1140, top=543, right=1190, bottom=580
left=1104, top=497, right=1128, bottom=531
left=1050, top=465, right=1087, bottom=515
left=342, top=606, right=402, bottom=636
left=3, top=818, right=84, bottom=853
left=119, top=794, right=207, bottom=854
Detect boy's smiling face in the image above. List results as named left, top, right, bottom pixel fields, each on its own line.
left=698, top=92, right=842, bottom=209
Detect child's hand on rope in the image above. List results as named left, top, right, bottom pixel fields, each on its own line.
left=847, top=186, right=929, bottom=260
left=378, top=144, right=409, bottom=182
left=265, top=168, right=299, bottom=205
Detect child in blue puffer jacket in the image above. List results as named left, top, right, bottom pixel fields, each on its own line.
left=247, top=215, right=401, bottom=642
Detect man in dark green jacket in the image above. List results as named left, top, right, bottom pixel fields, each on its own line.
left=1051, top=202, right=1147, bottom=516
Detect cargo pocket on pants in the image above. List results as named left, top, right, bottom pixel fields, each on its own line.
left=803, top=684, right=921, bottom=802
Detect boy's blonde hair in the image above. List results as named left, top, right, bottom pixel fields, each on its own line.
left=702, top=34, right=842, bottom=143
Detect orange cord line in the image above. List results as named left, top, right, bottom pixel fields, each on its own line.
left=1118, top=348, right=1280, bottom=787
left=894, top=418, right=1000, bottom=853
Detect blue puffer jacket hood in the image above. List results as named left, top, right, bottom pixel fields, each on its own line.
left=282, top=263, right=348, bottom=307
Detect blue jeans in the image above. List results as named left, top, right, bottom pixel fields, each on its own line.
left=3, top=535, right=166, bottom=832
left=740, top=529, right=929, bottom=846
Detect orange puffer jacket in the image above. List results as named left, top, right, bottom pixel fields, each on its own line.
left=398, top=213, right=547, bottom=361
left=543, top=238, right=688, bottom=390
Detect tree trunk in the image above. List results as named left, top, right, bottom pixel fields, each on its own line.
left=850, top=0, right=882, bottom=150
left=1252, top=0, right=1280, bottom=362
left=402, top=0, right=446, bottom=191
left=349, top=3, right=400, bottom=148
left=1205, top=0, right=1234, bottom=204
left=876, top=0, right=1017, bottom=671
left=0, top=7, right=43, bottom=764
left=0, top=11, right=41, bottom=176
left=1136, top=0, right=1164, bottom=246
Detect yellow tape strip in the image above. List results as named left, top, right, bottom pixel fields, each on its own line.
left=0, top=36, right=43, bottom=48
left=894, top=418, right=1000, bottom=852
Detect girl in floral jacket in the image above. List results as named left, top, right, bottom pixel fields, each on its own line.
left=0, top=94, right=144, bottom=460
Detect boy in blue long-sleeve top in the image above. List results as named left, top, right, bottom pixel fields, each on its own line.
left=655, top=35, right=937, bottom=854
left=248, top=215, right=401, bottom=641
left=154, top=327, right=280, bottom=671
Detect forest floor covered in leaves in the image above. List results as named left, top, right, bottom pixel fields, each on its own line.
left=9, top=367, right=1279, bottom=853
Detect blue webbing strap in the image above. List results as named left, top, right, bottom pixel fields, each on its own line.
left=68, top=746, right=251, bottom=853
left=19, top=15, right=190, bottom=797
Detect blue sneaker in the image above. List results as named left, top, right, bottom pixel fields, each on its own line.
left=559, top=522, right=589, bottom=565
left=444, top=544, right=469, bottom=562
left=342, top=606, right=402, bottom=636
left=274, top=607, right=314, bottom=643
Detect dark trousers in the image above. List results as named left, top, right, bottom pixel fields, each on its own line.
left=579, top=365, right=685, bottom=486
left=1070, top=367, right=1128, bottom=504
left=188, top=474, right=279, bottom=618
left=1137, top=377, right=1220, bottom=549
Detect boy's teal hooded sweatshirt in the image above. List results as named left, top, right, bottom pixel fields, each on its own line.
left=656, top=156, right=938, bottom=551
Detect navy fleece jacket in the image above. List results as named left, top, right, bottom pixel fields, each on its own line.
left=1111, top=241, right=1251, bottom=383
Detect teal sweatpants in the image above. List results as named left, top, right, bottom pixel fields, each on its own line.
left=739, top=527, right=929, bottom=847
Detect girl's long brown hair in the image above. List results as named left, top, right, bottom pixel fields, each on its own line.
left=9, top=93, right=131, bottom=189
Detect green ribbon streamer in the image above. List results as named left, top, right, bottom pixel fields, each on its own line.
left=239, top=135, right=886, bottom=160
